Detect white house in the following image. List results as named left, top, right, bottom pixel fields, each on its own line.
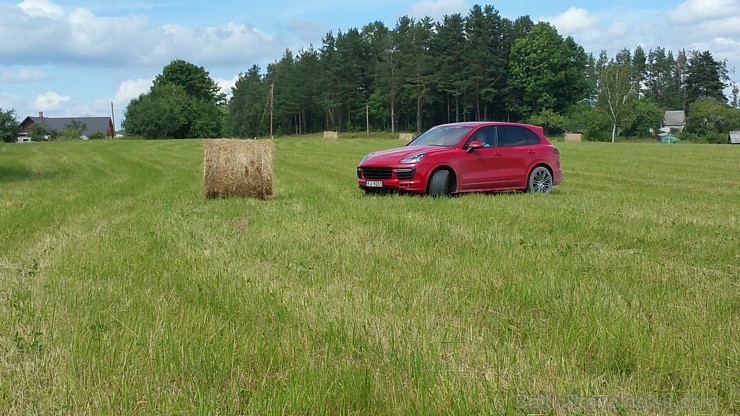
left=661, top=110, right=686, bottom=133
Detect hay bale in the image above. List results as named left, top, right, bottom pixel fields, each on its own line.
left=323, top=131, right=338, bottom=140
left=399, top=133, right=414, bottom=141
left=203, top=139, right=273, bottom=200
left=565, top=133, right=582, bottom=142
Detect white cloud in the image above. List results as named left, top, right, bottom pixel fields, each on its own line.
left=214, top=77, right=237, bottom=97
left=606, top=21, right=632, bottom=38
left=17, top=0, right=64, bottom=18
left=149, top=22, right=277, bottom=66
left=0, top=93, right=27, bottom=112
left=0, top=0, right=281, bottom=69
left=35, top=91, right=72, bottom=111
left=114, top=79, right=152, bottom=104
left=542, top=7, right=600, bottom=34
left=680, top=15, right=740, bottom=39
left=0, top=69, right=50, bottom=83
left=667, top=0, right=740, bottom=25
left=404, top=0, right=468, bottom=20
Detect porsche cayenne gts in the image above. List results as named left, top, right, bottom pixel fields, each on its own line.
left=357, top=122, right=562, bottom=196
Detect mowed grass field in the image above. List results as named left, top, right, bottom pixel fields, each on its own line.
left=0, top=137, right=737, bottom=415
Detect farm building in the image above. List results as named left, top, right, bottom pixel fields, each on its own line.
left=661, top=110, right=685, bottom=133
left=730, top=131, right=740, bottom=144
left=18, top=112, right=115, bottom=141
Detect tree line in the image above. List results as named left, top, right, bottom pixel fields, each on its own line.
left=3, top=4, right=738, bottom=143
left=124, top=4, right=735, bottom=141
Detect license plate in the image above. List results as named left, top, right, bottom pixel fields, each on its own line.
left=365, top=180, right=383, bottom=188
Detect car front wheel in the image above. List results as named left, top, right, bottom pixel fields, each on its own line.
left=428, top=169, right=452, bottom=196
left=527, top=166, right=552, bottom=194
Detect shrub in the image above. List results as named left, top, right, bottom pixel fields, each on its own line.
left=30, top=124, right=49, bottom=141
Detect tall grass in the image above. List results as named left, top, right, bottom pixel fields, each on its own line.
left=0, top=139, right=737, bottom=415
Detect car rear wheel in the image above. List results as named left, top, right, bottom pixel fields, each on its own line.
left=528, top=166, right=552, bottom=194
left=428, top=169, right=452, bottom=196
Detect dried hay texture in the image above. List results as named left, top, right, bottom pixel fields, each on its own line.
left=203, top=139, right=274, bottom=200
left=399, top=133, right=414, bottom=141
left=565, top=133, right=583, bottom=142
left=323, top=131, right=338, bottom=140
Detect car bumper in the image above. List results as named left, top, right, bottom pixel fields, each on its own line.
left=357, top=166, right=426, bottom=193
left=358, top=178, right=426, bottom=193
left=553, top=169, right=563, bottom=185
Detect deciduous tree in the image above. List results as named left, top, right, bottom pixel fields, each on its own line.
left=154, top=59, right=225, bottom=105
left=60, top=120, right=87, bottom=140
left=630, top=99, right=664, bottom=138
left=686, top=98, right=738, bottom=137
left=124, top=60, right=223, bottom=139
left=508, top=23, right=588, bottom=119
left=0, top=108, right=19, bottom=143
left=597, top=63, right=636, bottom=143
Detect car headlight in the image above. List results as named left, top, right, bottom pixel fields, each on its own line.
left=360, top=153, right=373, bottom=164
left=400, top=153, right=425, bottom=164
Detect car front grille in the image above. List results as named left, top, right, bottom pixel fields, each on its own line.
left=361, top=167, right=393, bottom=179
left=359, top=167, right=416, bottom=180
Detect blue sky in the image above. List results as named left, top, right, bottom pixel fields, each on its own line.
left=1, top=0, right=738, bottom=129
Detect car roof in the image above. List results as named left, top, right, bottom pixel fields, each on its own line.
left=435, top=121, right=538, bottom=128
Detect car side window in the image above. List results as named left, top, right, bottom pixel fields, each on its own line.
left=523, top=128, right=542, bottom=145
left=468, top=126, right=498, bottom=147
left=498, top=126, right=527, bottom=147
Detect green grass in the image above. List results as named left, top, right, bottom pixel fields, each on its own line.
left=1, top=138, right=738, bottom=415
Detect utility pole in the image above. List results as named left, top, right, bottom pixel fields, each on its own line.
left=110, top=101, right=115, bottom=138
left=270, top=83, right=274, bottom=140
left=731, top=67, right=738, bottom=109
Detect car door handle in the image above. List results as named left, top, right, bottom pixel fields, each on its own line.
left=528, top=151, right=535, bottom=155
left=494, top=153, right=503, bottom=157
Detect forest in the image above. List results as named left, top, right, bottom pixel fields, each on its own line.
left=119, top=5, right=738, bottom=142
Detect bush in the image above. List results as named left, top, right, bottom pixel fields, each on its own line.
left=583, top=128, right=612, bottom=142
left=0, top=108, right=20, bottom=142
left=705, top=132, right=728, bottom=144
left=528, top=109, right=567, bottom=135
left=30, top=124, right=49, bottom=141
left=677, top=131, right=728, bottom=144
left=566, top=103, right=612, bottom=141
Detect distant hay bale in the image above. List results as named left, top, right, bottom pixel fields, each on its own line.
left=323, top=131, right=338, bottom=140
left=203, top=139, right=273, bottom=200
left=399, top=133, right=414, bottom=141
left=565, top=133, right=582, bottom=143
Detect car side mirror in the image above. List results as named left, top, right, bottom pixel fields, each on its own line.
left=466, top=140, right=484, bottom=152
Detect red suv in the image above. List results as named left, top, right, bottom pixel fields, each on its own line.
left=357, top=122, right=562, bottom=195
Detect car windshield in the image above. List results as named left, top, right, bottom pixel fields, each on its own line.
left=408, top=126, right=472, bottom=147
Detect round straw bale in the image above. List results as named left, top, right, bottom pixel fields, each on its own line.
left=203, top=139, right=274, bottom=199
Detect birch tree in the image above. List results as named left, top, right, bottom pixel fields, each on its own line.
left=597, top=63, right=636, bottom=143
